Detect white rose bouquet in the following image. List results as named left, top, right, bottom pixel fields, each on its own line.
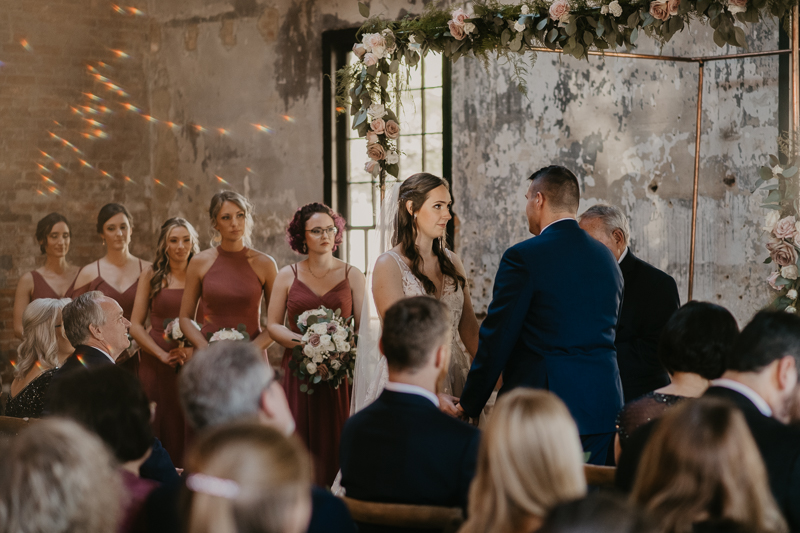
left=289, top=306, right=357, bottom=395
left=163, top=317, right=201, bottom=347
left=207, top=324, right=250, bottom=343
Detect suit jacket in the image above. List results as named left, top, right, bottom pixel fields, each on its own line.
left=55, top=344, right=114, bottom=378
left=616, top=250, right=680, bottom=402
left=340, top=389, right=480, bottom=533
left=459, top=219, right=624, bottom=435
left=615, top=386, right=800, bottom=531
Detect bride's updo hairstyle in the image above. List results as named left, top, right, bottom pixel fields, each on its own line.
left=393, top=173, right=465, bottom=295
left=209, top=190, right=255, bottom=248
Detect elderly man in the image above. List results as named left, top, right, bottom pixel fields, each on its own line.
left=57, top=290, right=132, bottom=377
left=145, top=341, right=355, bottom=533
left=579, top=204, right=680, bottom=403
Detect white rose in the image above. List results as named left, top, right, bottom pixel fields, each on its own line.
left=788, top=289, right=798, bottom=300
left=521, top=4, right=530, bottom=14
left=368, top=103, right=387, bottom=118
left=514, top=20, right=526, bottom=32
left=330, top=359, right=342, bottom=371
left=332, top=330, right=348, bottom=344
left=601, top=5, right=609, bottom=13
left=774, top=165, right=784, bottom=176
left=464, top=22, right=476, bottom=34
left=609, top=0, right=623, bottom=16
left=320, top=335, right=335, bottom=352
left=309, top=323, right=328, bottom=335
left=764, top=210, right=781, bottom=232
left=306, top=362, right=318, bottom=374
left=782, top=265, right=799, bottom=280
left=336, top=341, right=351, bottom=353
left=170, top=319, right=184, bottom=340
left=409, top=34, right=417, bottom=44
left=303, top=344, right=317, bottom=357
left=385, top=150, right=400, bottom=165
left=787, top=306, right=797, bottom=314
left=312, top=352, right=324, bottom=364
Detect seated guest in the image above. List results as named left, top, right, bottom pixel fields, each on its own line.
left=7, top=298, right=71, bottom=418
left=184, top=422, right=313, bottom=533
left=617, top=311, right=800, bottom=531
left=145, top=341, right=355, bottom=533
left=579, top=204, right=680, bottom=402
left=632, top=398, right=787, bottom=533
left=56, top=290, right=132, bottom=378
left=540, top=493, right=655, bottom=533
left=459, top=389, right=586, bottom=533
left=0, top=418, right=122, bottom=533
left=340, top=296, right=481, bottom=530
left=48, top=366, right=160, bottom=533
left=616, top=302, right=736, bottom=454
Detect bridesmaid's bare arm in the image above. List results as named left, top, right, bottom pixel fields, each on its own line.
left=266, top=266, right=304, bottom=350
left=451, top=252, right=480, bottom=358
left=371, top=253, right=406, bottom=319
left=130, top=268, right=175, bottom=365
left=180, top=254, right=209, bottom=350
left=13, top=272, right=34, bottom=338
left=347, top=264, right=366, bottom=331
left=250, top=252, right=279, bottom=351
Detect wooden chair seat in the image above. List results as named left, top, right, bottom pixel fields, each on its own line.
left=341, top=496, right=464, bottom=532
left=584, top=464, right=616, bottom=488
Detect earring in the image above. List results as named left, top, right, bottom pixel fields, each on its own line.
left=102, top=240, right=106, bottom=246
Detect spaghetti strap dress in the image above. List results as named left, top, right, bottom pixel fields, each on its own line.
left=138, top=287, right=192, bottom=467
left=280, top=264, right=352, bottom=487
left=200, top=247, right=262, bottom=340
left=30, top=270, right=78, bottom=300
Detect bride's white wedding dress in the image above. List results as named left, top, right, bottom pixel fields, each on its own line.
left=364, top=250, right=471, bottom=403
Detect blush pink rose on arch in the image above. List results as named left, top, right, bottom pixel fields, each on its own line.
left=549, top=0, right=570, bottom=21
left=448, top=20, right=466, bottom=40
left=370, top=118, right=386, bottom=134
left=774, top=216, right=797, bottom=239
left=768, top=271, right=781, bottom=290
left=650, top=0, right=671, bottom=20
left=452, top=8, right=469, bottom=26
left=767, top=238, right=799, bottom=267
left=384, top=120, right=400, bottom=139
left=367, top=143, right=386, bottom=161
left=363, top=53, right=378, bottom=67
left=667, top=0, right=680, bottom=15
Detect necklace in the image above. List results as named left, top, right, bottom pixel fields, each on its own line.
left=306, top=261, right=332, bottom=279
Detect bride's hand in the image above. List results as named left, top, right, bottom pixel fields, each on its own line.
left=438, top=393, right=460, bottom=417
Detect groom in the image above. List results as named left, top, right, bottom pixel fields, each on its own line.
left=457, top=165, right=624, bottom=465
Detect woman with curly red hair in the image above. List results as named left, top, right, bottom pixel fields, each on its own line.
left=267, top=202, right=365, bottom=487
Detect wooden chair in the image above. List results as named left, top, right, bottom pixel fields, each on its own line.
left=341, top=497, right=464, bottom=533
left=584, top=464, right=616, bottom=488
left=0, top=416, right=35, bottom=438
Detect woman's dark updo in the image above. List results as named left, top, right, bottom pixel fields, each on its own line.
left=286, top=203, right=346, bottom=254
left=35, top=213, right=70, bottom=254
left=96, top=204, right=133, bottom=234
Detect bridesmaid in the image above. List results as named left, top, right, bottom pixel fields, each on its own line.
left=13, top=213, right=80, bottom=338
left=130, top=217, right=200, bottom=467
left=180, top=191, right=278, bottom=351
left=267, top=202, right=365, bottom=487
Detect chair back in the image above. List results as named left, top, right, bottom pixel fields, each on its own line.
left=584, top=464, right=616, bottom=488
left=341, top=497, right=464, bottom=533
left=0, top=416, right=35, bottom=440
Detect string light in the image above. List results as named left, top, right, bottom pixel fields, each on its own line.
left=20, top=38, right=32, bottom=52
left=217, top=128, right=230, bottom=135
left=252, top=123, right=273, bottom=133
left=215, top=175, right=230, bottom=185
left=40, top=151, right=54, bottom=160
left=122, top=103, right=141, bottom=113
left=281, top=115, right=296, bottom=123
left=154, top=179, right=166, bottom=186
left=83, top=93, right=103, bottom=102
left=111, top=3, right=126, bottom=14
left=126, top=6, right=145, bottom=16
left=110, top=49, right=130, bottom=59
left=193, top=124, right=207, bottom=133
left=37, top=163, right=51, bottom=173
left=177, top=181, right=188, bottom=188
left=124, top=176, right=136, bottom=184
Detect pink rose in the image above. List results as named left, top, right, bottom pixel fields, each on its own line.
left=448, top=20, right=466, bottom=40
left=452, top=8, right=469, bottom=26
left=667, top=0, right=680, bottom=15
left=768, top=271, right=781, bottom=290
left=549, top=0, right=570, bottom=21
left=364, top=33, right=386, bottom=53
left=650, top=0, right=670, bottom=20
left=366, top=131, right=379, bottom=144
left=367, top=143, right=386, bottom=161
left=774, top=216, right=797, bottom=239
left=370, top=118, right=385, bottom=134
left=727, top=0, right=747, bottom=13
left=308, top=334, right=321, bottom=347
left=327, top=323, right=338, bottom=334
left=384, top=120, right=400, bottom=139
left=364, top=160, right=379, bottom=175
left=352, top=43, right=366, bottom=59
left=363, top=53, right=378, bottom=67
left=767, top=238, right=799, bottom=267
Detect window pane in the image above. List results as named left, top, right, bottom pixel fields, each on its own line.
left=424, top=134, right=444, bottom=176
left=424, top=88, right=443, bottom=133
left=399, top=135, right=423, bottom=177
left=349, top=183, right=375, bottom=228
left=349, top=229, right=368, bottom=274
left=398, top=89, right=422, bottom=135
left=423, top=54, right=442, bottom=87
left=367, top=229, right=380, bottom=275
left=406, top=64, right=423, bottom=90
left=348, top=140, right=370, bottom=180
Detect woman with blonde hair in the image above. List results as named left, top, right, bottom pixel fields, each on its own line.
left=631, top=398, right=788, bottom=533
left=460, top=389, right=587, bottom=533
left=180, top=191, right=277, bottom=352
left=7, top=298, right=72, bottom=418
left=184, top=422, right=313, bottom=533
left=130, top=217, right=201, bottom=466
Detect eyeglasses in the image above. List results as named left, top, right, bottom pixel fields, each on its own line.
left=306, top=227, right=338, bottom=237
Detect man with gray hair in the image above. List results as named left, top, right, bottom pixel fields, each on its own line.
left=56, top=290, right=132, bottom=378
left=579, top=204, right=680, bottom=402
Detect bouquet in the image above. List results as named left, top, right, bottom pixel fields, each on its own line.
left=288, top=306, right=356, bottom=395
left=207, top=324, right=250, bottom=343
left=163, top=318, right=201, bottom=347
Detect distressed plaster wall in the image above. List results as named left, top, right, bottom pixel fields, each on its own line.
left=452, top=23, right=781, bottom=323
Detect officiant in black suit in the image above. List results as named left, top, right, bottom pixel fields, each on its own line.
left=458, top=166, right=624, bottom=465
left=579, top=204, right=680, bottom=403
left=340, top=297, right=480, bottom=532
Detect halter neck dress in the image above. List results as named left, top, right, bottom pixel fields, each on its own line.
left=30, top=270, right=78, bottom=300
left=280, top=264, right=353, bottom=488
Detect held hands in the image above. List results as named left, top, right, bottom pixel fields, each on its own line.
left=159, top=347, right=189, bottom=368
left=438, top=393, right=461, bottom=417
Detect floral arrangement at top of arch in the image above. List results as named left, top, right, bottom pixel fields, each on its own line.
left=339, top=0, right=795, bottom=178
left=755, top=136, right=800, bottom=313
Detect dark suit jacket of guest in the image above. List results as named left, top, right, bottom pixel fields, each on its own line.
left=616, top=250, right=680, bottom=403
left=615, top=386, right=800, bottom=531
left=340, top=389, right=480, bottom=533
left=459, top=219, right=624, bottom=435
left=55, top=344, right=114, bottom=378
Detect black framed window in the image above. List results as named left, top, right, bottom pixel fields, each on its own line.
left=323, top=29, right=452, bottom=274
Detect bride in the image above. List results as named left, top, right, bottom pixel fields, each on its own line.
left=354, top=173, right=480, bottom=415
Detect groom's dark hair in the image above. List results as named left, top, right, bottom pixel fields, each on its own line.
left=528, top=165, right=580, bottom=212
left=382, top=296, right=450, bottom=372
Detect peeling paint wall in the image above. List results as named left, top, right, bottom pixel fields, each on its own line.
left=452, top=23, right=780, bottom=323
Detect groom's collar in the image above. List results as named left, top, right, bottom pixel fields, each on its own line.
left=539, top=217, right=575, bottom=235
left=384, top=382, right=440, bottom=407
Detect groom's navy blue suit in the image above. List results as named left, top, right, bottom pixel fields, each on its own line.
left=460, top=219, right=624, bottom=461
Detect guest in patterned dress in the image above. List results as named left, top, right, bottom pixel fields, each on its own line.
left=130, top=218, right=201, bottom=467
left=267, top=203, right=365, bottom=487
left=13, top=213, right=80, bottom=338
left=180, top=191, right=277, bottom=352
left=6, top=298, right=73, bottom=418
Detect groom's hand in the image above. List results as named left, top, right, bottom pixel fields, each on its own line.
left=438, top=393, right=460, bottom=417
left=455, top=403, right=471, bottom=423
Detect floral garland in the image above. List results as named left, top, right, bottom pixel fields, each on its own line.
left=755, top=141, right=800, bottom=312
left=340, top=0, right=795, bottom=177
